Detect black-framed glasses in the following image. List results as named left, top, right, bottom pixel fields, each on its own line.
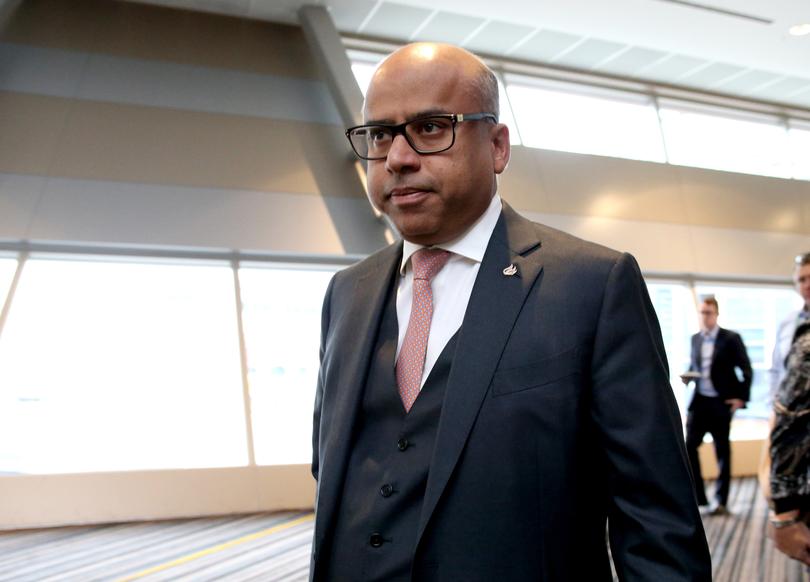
left=345, top=112, right=497, bottom=161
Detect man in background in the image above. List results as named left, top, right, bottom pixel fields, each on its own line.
left=684, top=296, right=752, bottom=515
left=771, top=253, right=810, bottom=399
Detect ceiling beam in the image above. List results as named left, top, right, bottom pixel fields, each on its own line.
left=298, top=4, right=397, bottom=254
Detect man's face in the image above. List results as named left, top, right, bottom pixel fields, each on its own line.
left=363, top=48, right=509, bottom=246
left=699, top=302, right=718, bottom=331
left=795, top=263, right=810, bottom=306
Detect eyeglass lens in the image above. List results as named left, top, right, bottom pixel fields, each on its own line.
left=349, top=117, right=455, bottom=159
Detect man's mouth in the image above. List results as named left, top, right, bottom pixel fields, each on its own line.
left=388, top=187, right=431, bottom=206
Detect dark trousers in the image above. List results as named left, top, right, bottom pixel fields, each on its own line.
left=685, top=394, right=732, bottom=506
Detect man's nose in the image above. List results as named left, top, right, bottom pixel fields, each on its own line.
left=385, top=134, right=420, bottom=173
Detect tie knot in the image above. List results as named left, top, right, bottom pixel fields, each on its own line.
left=411, top=248, right=451, bottom=282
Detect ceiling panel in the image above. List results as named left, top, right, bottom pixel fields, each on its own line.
left=124, top=0, right=810, bottom=109
left=786, top=91, right=810, bottom=109
left=463, top=19, right=534, bottom=55
left=173, top=0, right=250, bottom=14
left=248, top=0, right=308, bottom=21
left=329, top=0, right=379, bottom=32
left=552, top=38, right=626, bottom=69
left=752, top=77, right=810, bottom=100
left=509, top=29, right=583, bottom=63
left=641, top=54, right=706, bottom=81
left=595, top=46, right=668, bottom=76
left=412, top=11, right=486, bottom=44
left=714, top=69, right=782, bottom=94
left=361, top=2, right=433, bottom=40
left=679, top=62, right=746, bottom=88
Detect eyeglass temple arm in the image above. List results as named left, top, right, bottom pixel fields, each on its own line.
left=456, top=113, right=498, bottom=123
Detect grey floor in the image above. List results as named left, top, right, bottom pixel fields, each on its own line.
left=702, top=477, right=809, bottom=582
left=0, top=478, right=807, bottom=581
left=0, top=511, right=313, bottom=581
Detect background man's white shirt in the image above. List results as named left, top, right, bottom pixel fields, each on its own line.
left=698, top=326, right=719, bottom=397
left=770, top=308, right=809, bottom=399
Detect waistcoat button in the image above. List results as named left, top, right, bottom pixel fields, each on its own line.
left=380, top=484, right=394, bottom=497
left=397, top=438, right=409, bottom=451
left=369, top=532, right=384, bottom=548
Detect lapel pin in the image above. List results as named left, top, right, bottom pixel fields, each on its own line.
left=503, top=263, right=518, bottom=276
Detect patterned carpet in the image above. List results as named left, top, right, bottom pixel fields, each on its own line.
left=0, top=478, right=807, bottom=581
left=702, top=477, right=809, bottom=582
left=0, top=512, right=314, bottom=581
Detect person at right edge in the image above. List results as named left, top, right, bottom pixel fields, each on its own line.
left=683, top=296, right=752, bottom=515
left=758, top=254, right=810, bottom=527
left=769, top=319, right=810, bottom=566
left=771, top=253, right=810, bottom=399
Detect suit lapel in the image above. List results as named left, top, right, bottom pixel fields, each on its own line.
left=711, top=328, right=726, bottom=364
left=416, top=203, right=544, bottom=545
left=314, top=243, right=401, bottom=548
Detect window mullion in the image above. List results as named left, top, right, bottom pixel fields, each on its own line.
left=232, top=260, right=257, bottom=468
left=0, top=252, right=28, bottom=345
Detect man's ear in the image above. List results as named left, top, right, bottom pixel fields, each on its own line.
left=491, top=123, right=511, bottom=174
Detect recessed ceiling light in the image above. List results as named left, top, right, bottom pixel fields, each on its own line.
left=789, top=23, right=810, bottom=36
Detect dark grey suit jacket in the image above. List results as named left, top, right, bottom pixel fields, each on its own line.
left=311, top=203, right=711, bottom=581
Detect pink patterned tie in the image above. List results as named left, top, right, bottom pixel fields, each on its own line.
left=396, top=248, right=451, bottom=412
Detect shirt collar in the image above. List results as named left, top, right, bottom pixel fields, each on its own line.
left=703, top=326, right=719, bottom=340
left=399, top=194, right=502, bottom=275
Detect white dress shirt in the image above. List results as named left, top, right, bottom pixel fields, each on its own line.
left=698, top=326, right=719, bottom=397
left=770, top=307, right=809, bottom=399
left=396, top=194, right=502, bottom=389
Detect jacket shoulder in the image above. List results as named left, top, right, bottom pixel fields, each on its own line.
left=530, top=220, right=622, bottom=265
left=330, top=243, right=401, bottom=286
left=718, top=327, right=743, bottom=341
left=501, top=202, right=621, bottom=267
left=499, top=207, right=647, bottom=299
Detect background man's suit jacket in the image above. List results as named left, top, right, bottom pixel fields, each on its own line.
left=311, top=203, right=711, bottom=581
left=689, top=327, right=753, bottom=408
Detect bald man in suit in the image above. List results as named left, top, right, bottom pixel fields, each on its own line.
left=310, top=42, right=711, bottom=581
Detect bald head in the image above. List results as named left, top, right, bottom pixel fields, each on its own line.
left=365, top=43, right=499, bottom=122
left=359, top=42, right=510, bottom=246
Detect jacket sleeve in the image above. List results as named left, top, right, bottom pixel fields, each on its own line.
left=731, top=332, right=753, bottom=401
left=312, top=274, right=336, bottom=482
left=688, top=335, right=699, bottom=379
left=770, top=332, right=810, bottom=513
left=769, top=317, right=792, bottom=399
left=589, top=253, right=712, bottom=581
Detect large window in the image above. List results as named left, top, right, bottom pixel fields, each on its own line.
left=646, top=280, right=800, bottom=440
left=0, top=256, right=248, bottom=474
left=788, top=122, right=810, bottom=180
left=659, top=102, right=792, bottom=179
left=0, top=249, right=799, bottom=476
left=646, top=281, right=694, bottom=419
left=0, top=255, right=339, bottom=475
left=351, top=61, right=377, bottom=96
left=496, top=78, right=522, bottom=146
left=506, top=78, right=666, bottom=162
left=694, top=284, right=802, bottom=421
left=239, top=265, right=336, bottom=465
left=0, top=257, right=17, bottom=307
